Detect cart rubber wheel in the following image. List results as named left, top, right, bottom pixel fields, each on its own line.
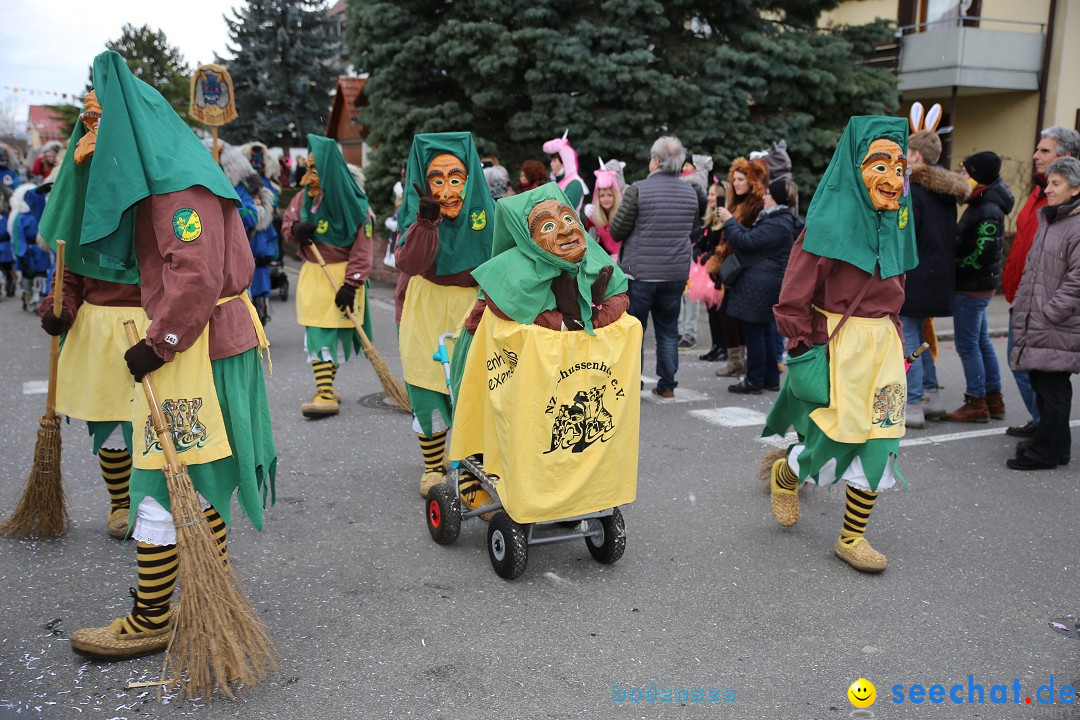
left=279, top=276, right=289, bottom=302
left=585, top=507, right=626, bottom=564
left=487, top=512, right=528, bottom=579
left=426, top=484, right=461, bottom=545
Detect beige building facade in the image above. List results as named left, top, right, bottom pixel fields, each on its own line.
left=821, top=0, right=1079, bottom=231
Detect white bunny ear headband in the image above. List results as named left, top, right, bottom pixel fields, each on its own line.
left=909, top=102, right=944, bottom=134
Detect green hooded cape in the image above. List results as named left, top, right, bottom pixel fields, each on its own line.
left=471, top=184, right=627, bottom=336
left=802, top=116, right=916, bottom=280
left=37, top=50, right=239, bottom=283
left=397, top=132, right=494, bottom=276
left=300, top=134, right=369, bottom=247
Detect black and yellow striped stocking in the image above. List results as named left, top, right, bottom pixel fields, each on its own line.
left=774, top=460, right=799, bottom=492
left=313, top=360, right=335, bottom=400
left=418, top=431, right=448, bottom=473
left=120, top=542, right=177, bottom=635
left=98, top=447, right=131, bottom=513
left=840, top=485, right=878, bottom=545
left=203, top=505, right=228, bottom=564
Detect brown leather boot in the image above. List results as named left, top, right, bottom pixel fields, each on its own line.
left=985, top=391, right=1005, bottom=420
left=943, top=393, right=989, bottom=423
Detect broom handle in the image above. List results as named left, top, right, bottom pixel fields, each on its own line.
left=123, top=320, right=181, bottom=471
left=45, top=240, right=66, bottom=420
left=306, top=242, right=376, bottom=353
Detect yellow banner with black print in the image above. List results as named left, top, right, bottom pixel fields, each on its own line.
left=450, top=311, right=642, bottom=523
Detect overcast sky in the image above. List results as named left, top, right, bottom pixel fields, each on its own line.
left=1, top=0, right=238, bottom=126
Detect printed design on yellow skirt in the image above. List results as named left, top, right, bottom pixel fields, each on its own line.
left=485, top=348, right=518, bottom=389
left=872, top=383, right=906, bottom=428
left=546, top=381, right=620, bottom=454
left=172, top=208, right=202, bottom=242
left=142, top=397, right=209, bottom=456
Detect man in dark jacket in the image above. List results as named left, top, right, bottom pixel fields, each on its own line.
left=610, top=136, right=699, bottom=398
left=1000, top=126, right=1080, bottom=437
left=944, top=151, right=1014, bottom=423
left=900, top=131, right=969, bottom=427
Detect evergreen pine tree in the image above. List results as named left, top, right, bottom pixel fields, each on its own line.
left=94, top=24, right=193, bottom=125
left=347, top=0, right=898, bottom=213
left=218, top=0, right=341, bottom=154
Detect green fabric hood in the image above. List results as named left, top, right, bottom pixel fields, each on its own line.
left=38, top=50, right=239, bottom=283
left=300, top=134, right=369, bottom=247
left=471, top=184, right=627, bottom=335
left=802, top=116, right=917, bottom=279
left=398, top=132, right=494, bottom=276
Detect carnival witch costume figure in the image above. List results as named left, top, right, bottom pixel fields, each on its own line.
left=395, top=132, right=495, bottom=498
left=762, top=116, right=916, bottom=574
left=282, top=134, right=373, bottom=418
left=34, top=90, right=148, bottom=539
left=54, top=50, right=276, bottom=661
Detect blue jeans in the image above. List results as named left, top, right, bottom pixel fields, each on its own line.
left=741, top=320, right=781, bottom=389
left=629, top=280, right=683, bottom=392
left=900, top=315, right=940, bottom=404
left=1007, top=318, right=1040, bottom=425
left=952, top=294, right=1002, bottom=397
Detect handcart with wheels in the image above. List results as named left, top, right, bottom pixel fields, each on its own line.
left=425, top=309, right=641, bottom=580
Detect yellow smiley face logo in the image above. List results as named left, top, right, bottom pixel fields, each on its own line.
left=848, top=678, right=876, bottom=709
left=316, top=219, right=329, bottom=234
left=898, top=206, right=909, bottom=229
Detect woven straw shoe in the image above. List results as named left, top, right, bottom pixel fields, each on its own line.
left=769, top=459, right=799, bottom=527
left=834, top=537, right=887, bottom=573
left=107, top=507, right=129, bottom=540
left=419, top=470, right=445, bottom=498
left=300, top=394, right=340, bottom=418
left=71, top=616, right=172, bottom=659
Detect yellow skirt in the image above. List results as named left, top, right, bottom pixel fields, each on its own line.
left=809, top=309, right=907, bottom=444
left=399, top=275, right=477, bottom=394
left=56, top=303, right=149, bottom=422
left=296, top=260, right=365, bottom=328
left=132, top=295, right=269, bottom=471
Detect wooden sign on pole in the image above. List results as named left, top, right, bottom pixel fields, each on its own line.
left=189, top=64, right=238, bottom=163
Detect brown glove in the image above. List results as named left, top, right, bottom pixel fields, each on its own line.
left=591, top=266, right=614, bottom=307
left=551, top=271, right=583, bottom=330
left=41, top=308, right=74, bottom=336
left=124, top=341, right=166, bottom=382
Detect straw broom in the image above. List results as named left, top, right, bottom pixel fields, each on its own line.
left=306, top=242, right=410, bottom=412
left=1, top=240, right=69, bottom=538
left=123, top=321, right=277, bottom=700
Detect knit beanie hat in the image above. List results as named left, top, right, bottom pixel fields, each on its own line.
left=962, top=151, right=1001, bottom=185
left=768, top=177, right=791, bottom=206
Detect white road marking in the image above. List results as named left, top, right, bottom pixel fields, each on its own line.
left=642, top=387, right=709, bottom=404
left=690, top=407, right=768, bottom=427
left=22, top=381, right=48, bottom=395
left=899, top=420, right=1080, bottom=447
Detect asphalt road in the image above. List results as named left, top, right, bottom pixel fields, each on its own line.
left=0, top=273, right=1077, bottom=720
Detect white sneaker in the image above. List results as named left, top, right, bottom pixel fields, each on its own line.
left=906, top=404, right=925, bottom=429
left=923, top=388, right=946, bottom=419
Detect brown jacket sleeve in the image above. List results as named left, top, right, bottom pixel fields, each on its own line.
left=142, top=192, right=227, bottom=362
left=39, top=267, right=83, bottom=322
left=773, top=238, right=825, bottom=351
left=591, top=292, right=629, bottom=329
left=344, top=216, right=373, bottom=287
left=282, top=192, right=303, bottom=248
left=395, top=219, right=440, bottom=276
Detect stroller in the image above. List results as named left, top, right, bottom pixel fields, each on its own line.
left=268, top=217, right=289, bottom=302
left=425, top=331, right=632, bottom=580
